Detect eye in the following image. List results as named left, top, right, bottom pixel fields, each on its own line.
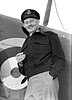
left=24, top=21, right=28, bottom=24
left=30, top=19, right=34, bottom=23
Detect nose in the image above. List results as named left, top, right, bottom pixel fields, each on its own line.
left=28, top=22, right=31, bottom=26
left=28, top=21, right=32, bottom=26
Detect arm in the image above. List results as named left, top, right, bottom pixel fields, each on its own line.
left=49, top=31, right=66, bottom=79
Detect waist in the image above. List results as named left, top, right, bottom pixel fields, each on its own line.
left=24, top=64, right=52, bottom=78
left=29, top=71, right=50, bottom=81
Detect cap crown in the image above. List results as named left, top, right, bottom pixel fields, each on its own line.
left=21, top=9, right=40, bottom=23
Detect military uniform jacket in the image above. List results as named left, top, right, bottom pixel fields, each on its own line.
left=19, top=28, right=66, bottom=79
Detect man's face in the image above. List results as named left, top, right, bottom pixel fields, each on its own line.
left=23, top=18, right=39, bottom=33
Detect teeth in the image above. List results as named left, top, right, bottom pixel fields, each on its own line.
left=28, top=26, right=34, bottom=29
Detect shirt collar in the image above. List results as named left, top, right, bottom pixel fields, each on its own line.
left=22, top=26, right=47, bottom=37
left=37, top=27, right=47, bottom=36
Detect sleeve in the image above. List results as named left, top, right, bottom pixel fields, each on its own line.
left=18, top=38, right=28, bottom=76
left=49, top=31, right=66, bottom=79
left=17, top=42, right=25, bottom=75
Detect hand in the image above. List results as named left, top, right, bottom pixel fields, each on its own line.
left=15, top=52, right=26, bottom=62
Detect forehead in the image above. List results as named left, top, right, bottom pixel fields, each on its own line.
left=24, top=18, right=37, bottom=22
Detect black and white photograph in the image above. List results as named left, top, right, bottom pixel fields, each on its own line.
left=0, top=0, right=71, bottom=100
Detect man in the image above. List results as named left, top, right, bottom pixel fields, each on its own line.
left=16, top=9, right=66, bottom=100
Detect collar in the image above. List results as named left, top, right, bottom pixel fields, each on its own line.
left=38, top=27, right=47, bottom=36
left=22, top=26, right=47, bottom=37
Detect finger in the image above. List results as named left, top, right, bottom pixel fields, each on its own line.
left=22, top=54, right=26, bottom=57
left=16, top=53, right=23, bottom=57
left=16, top=55, right=25, bottom=62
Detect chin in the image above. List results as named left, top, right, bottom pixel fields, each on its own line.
left=27, top=26, right=37, bottom=33
left=27, top=29, right=35, bottom=33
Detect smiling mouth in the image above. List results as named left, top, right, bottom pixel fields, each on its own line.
left=28, top=25, right=34, bottom=29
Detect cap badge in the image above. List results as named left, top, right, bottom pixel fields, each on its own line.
left=27, top=10, right=31, bottom=14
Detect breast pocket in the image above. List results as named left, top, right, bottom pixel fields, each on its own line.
left=33, top=41, right=50, bottom=53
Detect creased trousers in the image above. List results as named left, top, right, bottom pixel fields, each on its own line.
left=24, top=71, right=59, bottom=100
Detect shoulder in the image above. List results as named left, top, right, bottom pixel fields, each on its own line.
left=39, top=27, right=57, bottom=36
left=45, top=31, right=58, bottom=36
left=46, top=31, right=59, bottom=40
left=43, top=30, right=59, bottom=40
left=39, top=25, right=58, bottom=36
